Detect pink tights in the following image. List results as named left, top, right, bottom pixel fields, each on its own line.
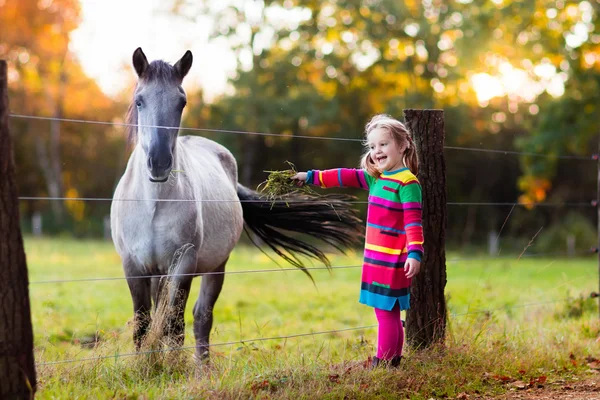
left=374, top=304, right=404, bottom=360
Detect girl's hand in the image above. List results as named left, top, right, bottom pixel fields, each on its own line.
left=405, top=258, right=421, bottom=278
left=291, top=172, right=308, bottom=186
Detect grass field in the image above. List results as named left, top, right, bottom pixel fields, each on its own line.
left=24, top=237, right=600, bottom=399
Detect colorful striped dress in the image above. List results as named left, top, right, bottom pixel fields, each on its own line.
left=306, top=167, right=424, bottom=311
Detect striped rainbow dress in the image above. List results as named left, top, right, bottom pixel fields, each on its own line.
left=306, top=167, right=424, bottom=311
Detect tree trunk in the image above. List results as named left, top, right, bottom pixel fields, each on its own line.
left=35, top=69, right=66, bottom=223
left=0, top=60, right=37, bottom=398
left=404, top=109, right=448, bottom=348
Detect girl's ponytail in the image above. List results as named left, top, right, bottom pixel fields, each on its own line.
left=404, top=136, right=419, bottom=175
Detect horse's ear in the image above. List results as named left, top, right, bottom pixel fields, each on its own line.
left=132, top=47, right=149, bottom=77
left=174, top=50, right=193, bottom=80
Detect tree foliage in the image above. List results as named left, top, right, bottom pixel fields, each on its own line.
left=1, top=0, right=126, bottom=234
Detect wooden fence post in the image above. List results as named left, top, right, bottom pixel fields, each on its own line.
left=0, top=60, right=37, bottom=398
left=404, top=109, right=448, bottom=348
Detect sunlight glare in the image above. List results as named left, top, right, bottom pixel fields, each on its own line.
left=471, top=60, right=566, bottom=105
left=470, top=73, right=504, bottom=103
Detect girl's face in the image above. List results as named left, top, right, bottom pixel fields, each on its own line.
left=367, top=128, right=405, bottom=172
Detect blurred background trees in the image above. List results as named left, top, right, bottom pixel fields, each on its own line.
left=2, top=0, right=598, bottom=253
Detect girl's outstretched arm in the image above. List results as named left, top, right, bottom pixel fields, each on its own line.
left=292, top=168, right=373, bottom=190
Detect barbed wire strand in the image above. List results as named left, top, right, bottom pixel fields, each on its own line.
left=9, top=114, right=361, bottom=142
left=37, top=296, right=577, bottom=367
left=444, top=145, right=591, bottom=161
left=11, top=116, right=597, bottom=368
left=29, top=249, right=595, bottom=285
left=9, top=113, right=594, bottom=161
left=450, top=298, right=571, bottom=317
left=37, top=324, right=377, bottom=366
left=17, top=196, right=595, bottom=208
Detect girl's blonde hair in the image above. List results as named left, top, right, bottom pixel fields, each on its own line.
left=360, top=114, right=418, bottom=178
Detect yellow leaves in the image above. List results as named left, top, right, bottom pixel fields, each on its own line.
left=65, top=187, right=85, bottom=222
left=319, top=80, right=337, bottom=99
left=518, top=176, right=551, bottom=209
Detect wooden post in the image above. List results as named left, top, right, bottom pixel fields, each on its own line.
left=404, top=109, right=447, bottom=348
left=0, top=60, right=37, bottom=398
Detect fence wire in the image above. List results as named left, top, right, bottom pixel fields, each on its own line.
left=29, top=249, right=594, bottom=285
left=9, top=113, right=595, bottom=161
left=37, top=324, right=378, bottom=366
left=17, top=195, right=595, bottom=208
left=36, top=296, right=578, bottom=367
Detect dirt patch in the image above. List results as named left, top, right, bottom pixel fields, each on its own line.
left=487, top=374, right=600, bottom=399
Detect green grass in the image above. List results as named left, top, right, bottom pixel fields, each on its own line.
left=24, top=237, right=600, bottom=399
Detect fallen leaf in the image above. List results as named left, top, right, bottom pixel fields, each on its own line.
left=456, top=392, right=469, bottom=399
left=588, top=361, right=600, bottom=370
left=494, top=375, right=512, bottom=382
left=510, top=380, right=528, bottom=390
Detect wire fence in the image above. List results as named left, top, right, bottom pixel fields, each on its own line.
left=36, top=296, right=580, bottom=367
left=28, top=249, right=596, bottom=286
left=15, top=195, right=598, bottom=208
left=8, top=112, right=599, bottom=369
left=9, top=113, right=596, bottom=161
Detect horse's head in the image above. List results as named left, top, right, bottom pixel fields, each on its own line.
left=129, top=47, right=193, bottom=183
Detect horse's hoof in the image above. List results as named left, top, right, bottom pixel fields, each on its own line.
left=193, top=350, right=210, bottom=365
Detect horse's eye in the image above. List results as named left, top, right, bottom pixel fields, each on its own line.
left=135, top=100, right=142, bottom=108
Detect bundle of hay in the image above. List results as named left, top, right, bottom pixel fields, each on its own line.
left=257, top=161, right=317, bottom=201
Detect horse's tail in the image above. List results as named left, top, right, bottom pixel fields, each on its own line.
left=236, top=184, right=364, bottom=279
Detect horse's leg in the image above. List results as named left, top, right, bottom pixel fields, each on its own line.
left=192, top=258, right=227, bottom=362
left=124, top=259, right=152, bottom=350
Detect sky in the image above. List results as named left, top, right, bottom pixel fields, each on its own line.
left=70, top=0, right=236, bottom=101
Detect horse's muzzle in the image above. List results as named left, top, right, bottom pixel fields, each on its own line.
left=147, top=154, right=173, bottom=183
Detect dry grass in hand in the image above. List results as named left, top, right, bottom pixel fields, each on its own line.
left=257, top=161, right=318, bottom=201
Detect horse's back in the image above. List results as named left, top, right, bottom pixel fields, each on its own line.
left=179, top=135, right=238, bottom=187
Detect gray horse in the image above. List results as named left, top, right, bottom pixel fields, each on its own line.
left=110, top=48, right=362, bottom=361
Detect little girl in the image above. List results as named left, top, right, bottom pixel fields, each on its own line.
left=292, top=114, right=424, bottom=368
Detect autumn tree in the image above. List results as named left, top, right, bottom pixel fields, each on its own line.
left=0, top=0, right=126, bottom=235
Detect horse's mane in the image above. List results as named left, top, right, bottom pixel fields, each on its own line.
left=126, top=60, right=181, bottom=145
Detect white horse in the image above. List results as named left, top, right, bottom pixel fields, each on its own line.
left=110, top=48, right=362, bottom=361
